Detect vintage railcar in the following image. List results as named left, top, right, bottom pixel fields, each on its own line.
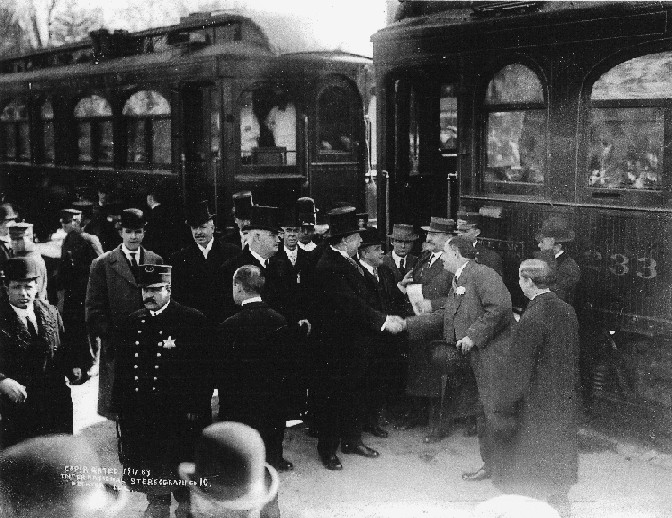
left=0, top=10, right=374, bottom=240
left=373, top=1, right=672, bottom=435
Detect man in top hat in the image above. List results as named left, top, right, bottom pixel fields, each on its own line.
left=382, top=223, right=419, bottom=284
left=8, top=223, right=48, bottom=301
left=56, top=209, right=103, bottom=378
left=145, top=181, right=179, bottom=261
left=456, top=211, right=503, bottom=277
left=534, top=216, right=581, bottom=307
left=179, top=422, right=280, bottom=518
left=232, top=191, right=254, bottom=249
left=311, top=206, right=402, bottom=470
left=0, top=435, right=128, bottom=518
left=0, top=257, right=81, bottom=447
left=112, top=264, right=212, bottom=518
left=86, top=208, right=163, bottom=419
left=216, top=265, right=296, bottom=475
left=171, top=200, right=240, bottom=323
left=396, top=217, right=456, bottom=432
left=296, top=197, right=319, bottom=252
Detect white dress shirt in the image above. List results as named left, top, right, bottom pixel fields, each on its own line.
left=11, top=303, right=37, bottom=330
left=285, top=246, right=298, bottom=266
left=197, top=238, right=214, bottom=260
left=250, top=250, right=268, bottom=269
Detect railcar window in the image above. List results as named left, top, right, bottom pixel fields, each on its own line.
left=587, top=52, right=672, bottom=191
left=0, top=99, right=31, bottom=162
left=317, top=86, right=356, bottom=157
left=239, top=88, right=296, bottom=166
left=41, top=100, right=55, bottom=163
left=74, top=95, right=113, bottom=165
left=440, top=84, right=457, bottom=155
left=122, top=90, right=171, bottom=167
left=482, top=64, right=546, bottom=193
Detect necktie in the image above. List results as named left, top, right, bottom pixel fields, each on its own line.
left=129, top=253, right=139, bottom=280
left=26, top=317, right=38, bottom=338
left=399, top=257, right=406, bottom=274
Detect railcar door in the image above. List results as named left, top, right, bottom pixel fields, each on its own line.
left=385, top=76, right=459, bottom=227
left=308, top=76, right=367, bottom=215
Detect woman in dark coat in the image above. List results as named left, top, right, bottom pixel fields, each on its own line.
left=491, top=258, right=579, bottom=518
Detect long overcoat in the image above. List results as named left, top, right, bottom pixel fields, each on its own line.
left=85, top=245, right=162, bottom=418
left=490, top=291, right=579, bottom=496
left=0, top=299, right=73, bottom=447
left=111, top=301, right=211, bottom=494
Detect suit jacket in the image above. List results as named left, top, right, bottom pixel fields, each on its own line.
left=407, top=260, right=514, bottom=414
left=170, top=238, right=240, bottom=322
left=382, top=252, right=418, bottom=284
left=313, top=247, right=386, bottom=367
left=491, top=292, right=579, bottom=494
left=359, top=261, right=408, bottom=317
left=410, top=251, right=453, bottom=312
left=85, top=245, right=162, bottom=417
left=268, top=247, right=315, bottom=324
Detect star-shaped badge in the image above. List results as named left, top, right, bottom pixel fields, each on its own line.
left=161, top=336, right=176, bottom=349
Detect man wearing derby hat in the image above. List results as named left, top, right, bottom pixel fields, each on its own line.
left=382, top=223, right=419, bottom=283
left=112, top=264, right=212, bottom=518
left=86, top=208, right=163, bottom=419
left=56, top=209, right=103, bottom=379
left=534, top=215, right=580, bottom=306
left=179, top=422, right=280, bottom=518
left=296, top=197, right=318, bottom=252
left=456, top=211, right=503, bottom=277
left=0, top=257, right=81, bottom=447
left=8, top=222, right=48, bottom=301
left=171, top=200, right=240, bottom=323
left=311, top=206, right=402, bottom=470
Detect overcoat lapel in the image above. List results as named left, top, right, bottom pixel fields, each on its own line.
left=109, top=247, right=138, bottom=286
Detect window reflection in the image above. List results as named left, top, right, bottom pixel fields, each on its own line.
left=1, top=99, right=31, bottom=161
left=122, top=90, right=171, bottom=167
left=74, top=95, right=113, bottom=164
left=317, top=86, right=355, bottom=155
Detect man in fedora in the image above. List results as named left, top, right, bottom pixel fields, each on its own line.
left=382, top=223, right=418, bottom=284
left=311, top=206, right=402, bottom=470
left=171, top=200, right=240, bottom=323
left=396, top=217, right=455, bottom=433
left=179, top=422, right=280, bottom=518
left=56, top=209, right=103, bottom=378
left=0, top=257, right=80, bottom=447
left=86, top=208, right=163, bottom=419
left=456, top=211, right=503, bottom=276
left=112, top=264, right=212, bottom=518
left=534, top=216, right=581, bottom=307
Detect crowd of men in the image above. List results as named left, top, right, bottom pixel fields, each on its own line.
left=0, top=187, right=582, bottom=518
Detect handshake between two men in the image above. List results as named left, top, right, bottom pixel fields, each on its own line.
left=380, top=315, right=476, bottom=354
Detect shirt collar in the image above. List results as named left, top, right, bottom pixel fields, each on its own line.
left=391, top=250, right=405, bottom=267
left=11, top=303, right=36, bottom=323
left=250, top=249, right=268, bottom=267
left=555, top=250, right=564, bottom=259
left=197, top=238, right=214, bottom=256
left=121, top=244, right=140, bottom=258
left=298, top=241, right=316, bottom=251
left=530, top=289, right=552, bottom=300
left=149, top=300, right=170, bottom=317
left=330, top=245, right=351, bottom=261
left=241, top=296, right=263, bottom=306
left=359, top=260, right=377, bottom=276
left=285, top=246, right=297, bottom=256
left=454, top=260, right=470, bottom=280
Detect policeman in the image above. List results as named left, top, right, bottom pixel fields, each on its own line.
left=112, top=264, right=212, bottom=518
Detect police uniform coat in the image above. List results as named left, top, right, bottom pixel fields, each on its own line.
left=112, top=301, right=211, bottom=494
left=170, top=238, right=240, bottom=322
left=0, top=299, right=74, bottom=447
left=381, top=252, right=418, bottom=284
left=85, top=245, right=163, bottom=418
left=490, top=291, right=579, bottom=496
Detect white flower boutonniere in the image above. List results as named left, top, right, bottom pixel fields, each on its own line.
left=455, top=286, right=466, bottom=296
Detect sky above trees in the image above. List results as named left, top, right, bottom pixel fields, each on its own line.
left=1, top=0, right=390, bottom=57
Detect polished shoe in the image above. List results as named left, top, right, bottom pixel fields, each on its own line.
left=363, top=424, right=389, bottom=438
left=423, top=427, right=451, bottom=444
left=461, top=465, right=491, bottom=482
left=320, top=453, right=343, bottom=470
left=341, top=443, right=380, bottom=458
left=270, top=457, right=294, bottom=472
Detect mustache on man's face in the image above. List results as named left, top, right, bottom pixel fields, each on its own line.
left=143, top=298, right=155, bottom=304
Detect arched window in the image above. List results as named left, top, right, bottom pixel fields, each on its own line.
left=40, top=99, right=55, bottom=163
left=122, top=90, right=171, bottom=167
left=483, top=64, right=546, bottom=193
left=317, top=85, right=357, bottom=157
left=0, top=98, right=31, bottom=161
left=587, top=52, right=671, bottom=191
left=74, top=95, right=113, bottom=164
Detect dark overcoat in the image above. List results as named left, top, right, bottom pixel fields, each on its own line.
left=144, top=203, right=180, bottom=261
left=170, top=238, right=240, bottom=322
left=85, top=245, right=162, bottom=418
left=555, top=252, right=581, bottom=306
left=490, top=291, right=579, bottom=496
left=112, top=301, right=211, bottom=494
left=0, top=299, right=73, bottom=447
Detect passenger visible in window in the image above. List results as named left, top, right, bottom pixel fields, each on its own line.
left=265, top=102, right=296, bottom=165
left=240, top=105, right=260, bottom=164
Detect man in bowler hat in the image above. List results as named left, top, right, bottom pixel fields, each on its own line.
left=0, top=257, right=80, bottom=446
left=8, top=223, right=48, bottom=301
left=171, top=201, right=240, bottom=323
left=86, top=208, right=163, bottom=419
left=112, top=264, right=212, bottom=518
left=311, top=206, right=403, bottom=470
left=456, top=211, right=503, bottom=276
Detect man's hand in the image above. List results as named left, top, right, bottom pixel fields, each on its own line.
left=298, top=319, right=312, bottom=336
left=71, top=368, right=82, bottom=383
left=399, top=270, right=414, bottom=287
left=383, top=315, right=407, bottom=334
left=0, top=378, right=27, bottom=404
left=457, top=336, right=475, bottom=354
